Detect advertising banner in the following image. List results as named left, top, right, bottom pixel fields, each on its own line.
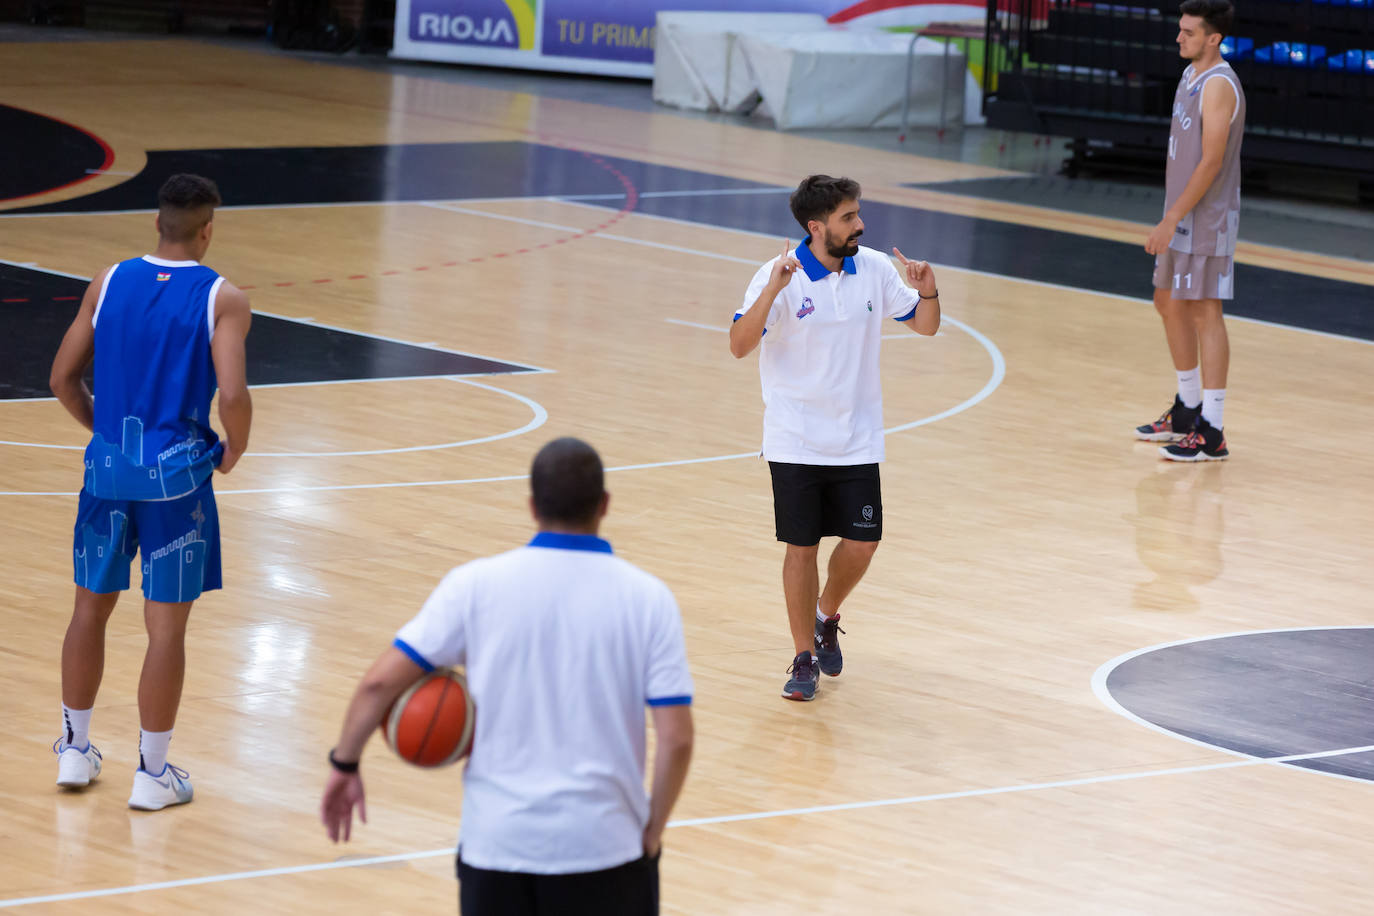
left=391, top=0, right=986, bottom=77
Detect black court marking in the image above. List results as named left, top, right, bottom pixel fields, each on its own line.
left=0, top=104, right=111, bottom=203
left=5, top=141, right=775, bottom=214
left=905, top=176, right=1374, bottom=264
left=0, top=264, right=536, bottom=400
left=1104, top=629, right=1374, bottom=782
left=8, top=138, right=1370, bottom=339
left=617, top=193, right=1374, bottom=341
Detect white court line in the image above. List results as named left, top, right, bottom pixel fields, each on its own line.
left=0, top=188, right=784, bottom=220
left=3, top=372, right=541, bottom=409
left=0, top=227, right=1006, bottom=493
left=554, top=187, right=790, bottom=201
left=7, top=198, right=1368, bottom=346
left=0, top=377, right=548, bottom=456
left=0, top=259, right=554, bottom=373
left=0, top=257, right=92, bottom=281
left=5, top=743, right=1373, bottom=909
left=238, top=307, right=552, bottom=374
left=1092, top=625, right=1374, bottom=787
left=244, top=377, right=547, bottom=457
left=548, top=199, right=1374, bottom=347
left=664, top=317, right=725, bottom=332
left=421, top=201, right=761, bottom=264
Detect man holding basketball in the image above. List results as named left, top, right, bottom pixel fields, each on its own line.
left=322, top=437, right=695, bottom=916
left=48, top=173, right=252, bottom=809
left=730, top=175, right=941, bottom=701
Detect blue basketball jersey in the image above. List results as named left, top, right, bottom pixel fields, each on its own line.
left=83, top=255, right=224, bottom=501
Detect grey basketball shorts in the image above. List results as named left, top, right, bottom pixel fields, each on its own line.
left=1153, top=249, right=1235, bottom=300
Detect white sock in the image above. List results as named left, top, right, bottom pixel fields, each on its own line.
left=816, top=604, right=829, bottom=623
left=1176, top=366, right=1202, bottom=409
left=1202, top=389, right=1225, bottom=429
left=139, top=729, right=173, bottom=776
left=62, top=705, right=92, bottom=751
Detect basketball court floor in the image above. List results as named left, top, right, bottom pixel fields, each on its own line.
left=2, top=33, right=1373, bottom=914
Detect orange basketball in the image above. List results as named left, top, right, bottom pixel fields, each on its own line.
left=384, top=668, right=475, bottom=767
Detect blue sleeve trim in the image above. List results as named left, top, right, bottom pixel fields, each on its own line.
left=733, top=313, right=766, bottom=336
left=393, top=638, right=436, bottom=673
left=647, top=695, right=693, bottom=707
left=894, top=305, right=918, bottom=322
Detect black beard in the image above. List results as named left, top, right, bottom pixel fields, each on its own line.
left=826, top=233, right=861, bottom=259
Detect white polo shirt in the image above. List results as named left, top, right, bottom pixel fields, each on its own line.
left=735, top=240, right=922, bottom=465
left=393, top=532, right=694, bottom=875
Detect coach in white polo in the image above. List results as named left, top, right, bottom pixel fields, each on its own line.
left=321, top=437, right=695, bottom=916
left=730, top=174, right=940, bottom=703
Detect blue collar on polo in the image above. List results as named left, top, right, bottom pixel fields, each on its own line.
left=529, top=531, right=613, bottom=553
left=798, top=235, right=858, bottom=281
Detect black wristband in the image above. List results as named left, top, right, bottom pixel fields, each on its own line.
left=329, top=749, right=360, bottom=773
left=919, top=289, right=939, bottom=300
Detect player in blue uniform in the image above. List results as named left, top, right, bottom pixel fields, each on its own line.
left=48, top=174, right=253, bottom=810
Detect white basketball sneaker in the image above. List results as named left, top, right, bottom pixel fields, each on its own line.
left=128, top=764, right=193, bottom=811
left=54, top=738, right=103, bottom=788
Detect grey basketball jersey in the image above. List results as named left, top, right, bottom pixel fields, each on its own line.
left=1165, top=62, right=1246, bottom=256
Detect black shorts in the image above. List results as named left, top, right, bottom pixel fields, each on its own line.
left=769, top=461, right=882, bottom=546
left=458, top=851, right=659, bottom=916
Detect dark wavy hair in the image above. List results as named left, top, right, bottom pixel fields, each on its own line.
left=789, top=175, right=861, bottom=233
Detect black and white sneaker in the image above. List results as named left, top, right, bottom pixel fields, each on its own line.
left=1135, top=396, right=1200, bottom=442
left=1161, top=417, right=1229, bottom=461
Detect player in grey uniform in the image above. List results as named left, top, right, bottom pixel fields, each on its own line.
left=1138, top=0, right=1244, bottom=461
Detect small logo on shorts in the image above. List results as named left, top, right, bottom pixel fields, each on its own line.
left=862, top=505, right=874, bottom=522
left=797, top=297, right=815, bottom=319
left=866, top=300, right=873, bottom=312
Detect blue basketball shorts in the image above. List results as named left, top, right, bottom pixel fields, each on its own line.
left=72, top=478, right=221, bottom=603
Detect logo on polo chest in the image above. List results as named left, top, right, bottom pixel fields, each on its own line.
left=796, top=297, right=815, bottom=319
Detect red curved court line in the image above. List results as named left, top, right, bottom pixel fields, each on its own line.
left=829, top=0, right=985, bottom=21
left=234, top=145, right=641, bottom=291
left=0, top=103, right=116, bottom=206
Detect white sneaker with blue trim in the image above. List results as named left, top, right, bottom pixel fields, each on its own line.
left=54, top=738, right=103, bottom=788
left=128, top=763, right=194, bottom=811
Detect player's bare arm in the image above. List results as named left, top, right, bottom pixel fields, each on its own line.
left=643, top=704, right=693, bottom=857
left=48, top=267, right=111, bottom=432
left=1146, top=77, right=1237, bottom=255
left=892, top=247, right=941, bottom=336
left=320, top=647, right=425, bottom=842
left=730, top=239, right=801, bottom=359
left=210, top=283, right=253, bottom=473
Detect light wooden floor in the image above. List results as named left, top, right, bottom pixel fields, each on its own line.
left=3, top=37, right=1374, bottom=915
